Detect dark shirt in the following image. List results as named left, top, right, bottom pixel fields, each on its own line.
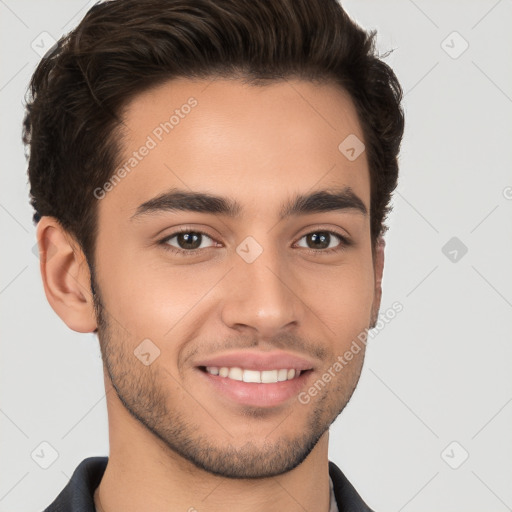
left=42, top=456, right=375, bottom=512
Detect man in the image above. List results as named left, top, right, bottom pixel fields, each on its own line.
left=24, top=0, right=404, bottom=510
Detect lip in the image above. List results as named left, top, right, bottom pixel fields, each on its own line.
left=197, top=366, right=314, bottom=408
left=193, top=350, right=316, bottom=408
left=194, top=350, right=316, bottom=372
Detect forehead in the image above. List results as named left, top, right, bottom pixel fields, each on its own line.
left=100, top=77, right=370, bottom=222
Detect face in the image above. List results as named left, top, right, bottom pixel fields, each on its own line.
left=90, top=78, right=381, bottom=478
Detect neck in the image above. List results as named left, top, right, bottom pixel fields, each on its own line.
left=96, top=381, right=332, bottom=512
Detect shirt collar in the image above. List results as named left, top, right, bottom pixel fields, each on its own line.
left=43, top=457, right=373, bottom=512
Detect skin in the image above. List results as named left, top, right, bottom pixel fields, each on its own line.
left=37, top=78, right=385, bottom=512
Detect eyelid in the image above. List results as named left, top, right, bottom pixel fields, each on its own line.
left=159, top=226, right=220, bottom=249
left=294, top=224, right=351, bottom=242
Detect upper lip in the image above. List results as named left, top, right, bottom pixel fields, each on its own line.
left=194, top=350, right=316, bottom=371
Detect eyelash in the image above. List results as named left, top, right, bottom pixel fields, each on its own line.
left=158, top=226, right=352, bottom=257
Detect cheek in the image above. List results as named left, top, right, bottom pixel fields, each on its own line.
left=100, top=264, right=193, bottom=336
left=93, top=236, right=176, bottom=336
left=95, top=243, right=227, bottom=356
left=295, top=256, right=375, bottom=334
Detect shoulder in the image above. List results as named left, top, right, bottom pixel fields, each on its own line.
left=329, top=460, right=376, bottom=512
left=42, top=456, right=108, bottom=512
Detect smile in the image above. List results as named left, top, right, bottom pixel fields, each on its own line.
left=203, top=366, right=302, bottom=383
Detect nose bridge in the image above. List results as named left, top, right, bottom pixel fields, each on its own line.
left=221, top=234, right=300, bottom=335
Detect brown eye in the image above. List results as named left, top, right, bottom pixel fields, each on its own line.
left=304, top=232, right=332, bottom=250
left=295, top=230, right=351, bottom=254
left=161, top=229, right=217, bottom=255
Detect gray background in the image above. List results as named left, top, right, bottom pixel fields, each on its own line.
left=1, top=1, right=511, bottom=511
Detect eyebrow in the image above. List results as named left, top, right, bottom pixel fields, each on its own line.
left=129, top=186, right=368, bottom=221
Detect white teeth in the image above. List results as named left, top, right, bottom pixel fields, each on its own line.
left=243, top=369, right=261, bottom=383
left=228, top=367, right=243, bottom=381
left=261, top=370, right=278, bottom=383
left=277, top=368, right=288, bottom=381
left=205, top=366, right=302, bottom=383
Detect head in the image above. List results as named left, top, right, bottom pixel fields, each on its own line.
left=24, top=0, right=404, bottom=479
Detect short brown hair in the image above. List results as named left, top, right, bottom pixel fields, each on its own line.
left=23, top=0, right=404, bottom=269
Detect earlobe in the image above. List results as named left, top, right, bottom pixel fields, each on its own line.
left=36, top=217, right=97, bottom=333
left=369, top=236, right=385, bottom=328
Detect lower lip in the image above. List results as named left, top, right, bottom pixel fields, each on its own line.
left=197, top=368, right=312, bottom=408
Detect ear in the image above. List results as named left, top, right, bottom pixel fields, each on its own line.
left=36, top=217, right=97, bottom=333
left=369, top=236, right=385, bottom=329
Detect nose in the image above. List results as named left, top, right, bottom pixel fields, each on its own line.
left=220, top=242, right=302, bottom=338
